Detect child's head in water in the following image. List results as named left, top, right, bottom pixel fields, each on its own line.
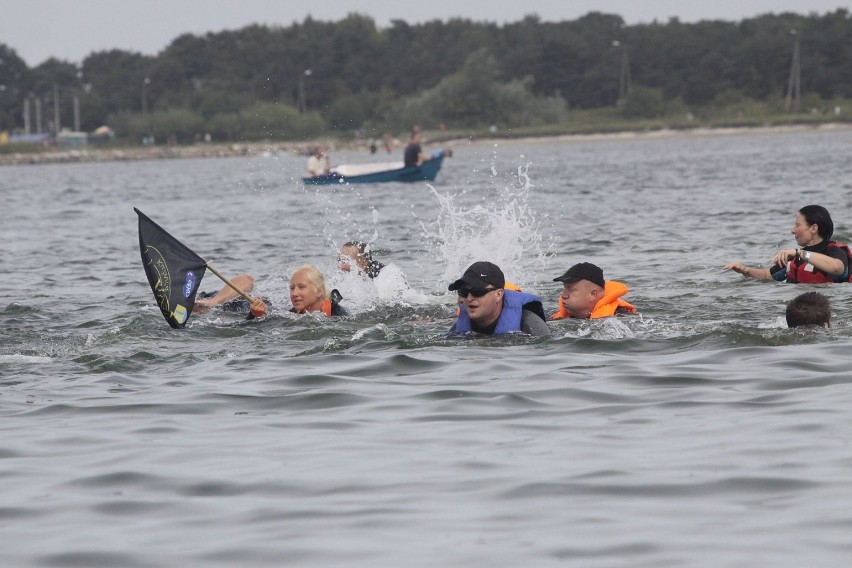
left=786, top=291, right=831, bottom=328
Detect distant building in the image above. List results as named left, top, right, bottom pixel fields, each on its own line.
left=8, top=133, right=51, bottom=145
left=56, top=130, right=88, bottom=149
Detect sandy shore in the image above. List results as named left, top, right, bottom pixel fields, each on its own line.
left=2, top=122, right=850, bottom=167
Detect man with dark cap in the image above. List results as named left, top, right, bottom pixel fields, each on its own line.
left=550, top=262, right=636, bottom=320
left=448, top=261, right=550, bottom=336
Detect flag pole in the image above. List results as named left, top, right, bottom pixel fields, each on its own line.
left=205, top=263, right=256, bottom=302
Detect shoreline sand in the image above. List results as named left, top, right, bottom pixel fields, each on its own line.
left=2, top=122, right=850, bottom=167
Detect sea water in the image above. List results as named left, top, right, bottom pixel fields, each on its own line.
left=2, top=129, right=852, bottom=566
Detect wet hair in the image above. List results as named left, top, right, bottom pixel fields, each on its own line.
left=799, top=205, right=834, bottom=241
left=786, top=291, right=831, bottom=328
left=291, top=264, right=329, bottom=298
left=342, top=241, right=384, bottom=279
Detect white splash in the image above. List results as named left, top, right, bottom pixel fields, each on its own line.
left=420, top=163, right=553, bottom=289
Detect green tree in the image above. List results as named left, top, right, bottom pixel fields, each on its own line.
left=384, top=49, right=567, bottom=129
left=0, top=44, right=31, bottom=130
left=621, top=86, right=665, bottom=118
left=239, top=101, right=325, bottom=140
left=81, top=50, right=154, bottom=117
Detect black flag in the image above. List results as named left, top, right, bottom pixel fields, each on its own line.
left=135, top=208, right=207, bottom=328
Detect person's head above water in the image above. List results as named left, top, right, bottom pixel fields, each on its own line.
left=786, top=291, right=831, bottom=328
left=290, top=265, right=329, bottom=313
left=338, top=241, right=384, bottom=279
left=448, top=261, right=506, bottom=327
left=553, top=262, right=606, bottom=319
left=796, top=205, right=834, bottom=245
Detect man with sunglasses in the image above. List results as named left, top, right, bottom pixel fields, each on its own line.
left=448, top=261, right=550, bottom=336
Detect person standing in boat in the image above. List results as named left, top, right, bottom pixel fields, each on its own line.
left=724, top=205, right=851, bottom=283
left=307, top=146, right=331, bottom=177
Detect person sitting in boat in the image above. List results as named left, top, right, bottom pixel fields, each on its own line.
left=550, top=262, right=637, bottom=320
left=724, top=205, right=851, bottom=283
left=448, top=261, right=550, bottom=336
left=307, top=146, right=331, bottom=177
left=290, top=264, right=349, bottom=316
left=404, top=131, right=441, bottom=168
left=786, top=291, right=831, bottom=328
left=194, top=274, right=269, bottom=319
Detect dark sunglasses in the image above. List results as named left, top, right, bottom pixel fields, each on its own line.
left=457, top=286, right=496, bottom=298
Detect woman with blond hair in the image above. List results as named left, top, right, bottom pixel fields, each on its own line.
left=289, top=265, right=349, bottom=316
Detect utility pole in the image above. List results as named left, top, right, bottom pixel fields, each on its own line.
left=53, top=83, right=61, bottom=134
left=619, top=47, right=632, bottom=107
left=613, top=41, right=632, bottom=107
left=73, top=93, right=80, bottom=132
left=785, top=30, right=801, bottom=112
left=142, top=77, right=150, bottom=115
left=299, top=69, right=312, bottom=113
left=23, top=96, right=31, bottom=134
left=35, top=97, right=42, bottom=134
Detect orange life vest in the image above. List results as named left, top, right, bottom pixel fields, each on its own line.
left=551, top=280, right=636, bottom=320
left=293, top=298, right=333, bottom=316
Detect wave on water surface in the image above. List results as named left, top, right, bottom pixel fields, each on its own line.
left=3, top=132, right=852, bottom=566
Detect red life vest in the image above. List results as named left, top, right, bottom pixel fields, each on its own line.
left=551, top=280, right=637, bottom=320
left=786, top=242, right=852, bottom=284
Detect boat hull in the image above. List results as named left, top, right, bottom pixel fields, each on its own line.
left=303, top=155, right=443, bottom=185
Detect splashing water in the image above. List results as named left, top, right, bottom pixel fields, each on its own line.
left=420, top=163, right=554, bottom=289
left=261, top=157, right=554, bottom=311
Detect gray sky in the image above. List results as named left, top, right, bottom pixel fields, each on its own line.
left=2, top=0, right=848, bottom=66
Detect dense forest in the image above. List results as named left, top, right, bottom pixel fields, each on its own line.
left=1, top=10, right=851, bottom=144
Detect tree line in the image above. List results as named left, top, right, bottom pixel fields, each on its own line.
left=1, top=10, right=851, bottom=143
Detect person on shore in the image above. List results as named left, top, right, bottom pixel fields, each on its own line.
left=448, top=261, right=550, bottom=336
left=194, top=274, right=268, bottom=319
left=290, top=265, right=349, bottom=316
left=550, top=262, right=636, bottom=320
left=786, top=291, right=831, bottom=328
left=724, top=205, right=851, bottom=283
left=307, top=146, right=331, bottom=177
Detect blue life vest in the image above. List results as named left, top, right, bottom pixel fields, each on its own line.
left=454, top=289, right=544, bottom=334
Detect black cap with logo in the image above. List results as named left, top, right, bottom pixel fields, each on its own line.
left=448, top=261, right=506, bottom=291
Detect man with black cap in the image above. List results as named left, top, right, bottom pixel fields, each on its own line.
left=551, top=262, right=636, bottom=320
left=448, top=261, right=550, bottom=336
